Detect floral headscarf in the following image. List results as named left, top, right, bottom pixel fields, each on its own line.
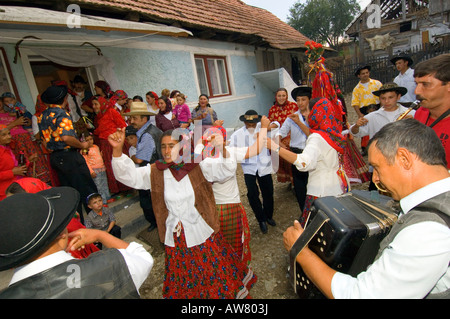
left=201, top=126, right=227, bottom=159
left=308, top=98, right=346, bottom=154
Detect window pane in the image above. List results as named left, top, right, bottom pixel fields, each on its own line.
left=207, top=59, right=220, bottom=96
left=195, top=58, right=209, bottom=95
left=216, top=59, right=229, bottom=94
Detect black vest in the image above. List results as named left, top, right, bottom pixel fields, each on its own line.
left=375, top=191, right=450, bottom=299
left=0, top=249, right=140, bottom=299
left=138, top=123, right=163, bottom=166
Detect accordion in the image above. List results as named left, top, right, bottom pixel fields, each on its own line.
left=289, top=190, right=401, bottom=299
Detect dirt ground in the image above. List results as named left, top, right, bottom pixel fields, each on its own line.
left=137, top=94, right=368, bottom=299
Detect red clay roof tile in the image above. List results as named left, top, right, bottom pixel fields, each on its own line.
left=74, top=0, right=310, bottom=49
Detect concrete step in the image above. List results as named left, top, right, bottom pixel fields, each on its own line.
left=100, top=190, right=148, bottom=239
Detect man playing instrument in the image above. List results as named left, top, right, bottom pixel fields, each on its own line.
left=283, top=119, right=450, bottom=298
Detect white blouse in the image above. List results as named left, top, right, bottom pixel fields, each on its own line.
left=293, top=133, right=344, bottom=197
left=111, top=154, right=227, bottom=248
left=199, top=146, right=248, bottom=205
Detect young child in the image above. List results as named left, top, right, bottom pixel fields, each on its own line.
left=1, top=92, right=34, bottom=138
left=81, top=134, right=114, bottom=205
left=173, top=93, right=191, bottom=128
left=350, top=82, right=414, bottom=190
left=125, top=125, right=139, bottom=167
left=85, top=193, right=122, bottom=247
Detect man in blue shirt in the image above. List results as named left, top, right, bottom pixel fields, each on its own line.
left=128, top=102, right=159, bottom=232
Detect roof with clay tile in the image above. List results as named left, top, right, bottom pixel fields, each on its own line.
left=69, top=0, right=310, bottom=50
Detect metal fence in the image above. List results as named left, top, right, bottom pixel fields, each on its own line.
left=332, top=41, right=450, bottom=94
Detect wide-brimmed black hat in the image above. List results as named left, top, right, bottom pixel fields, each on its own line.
left=390, top=54, right=414, bottom=67
left=239, top=110, right=262, bottom=123
left=291, top=86, right=312, bottom=100
left=0, top=187, right=80, bottom=271
left=354, top=65, right=371, bottom=76
left=372, top=82, right=408, bottom=97
left=41, top=85, right=68, bottom=104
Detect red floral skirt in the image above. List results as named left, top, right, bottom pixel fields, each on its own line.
left=163, top=225, right=257, bottom=299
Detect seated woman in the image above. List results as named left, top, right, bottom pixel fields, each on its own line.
left=267, top=97, right=349, bottom=226
left=108, top=124, right=268, bottom=299
left=190, top=94, right=218, bottom=133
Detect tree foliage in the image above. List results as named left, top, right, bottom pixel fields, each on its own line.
left=287, top=0, right=361, bottom=49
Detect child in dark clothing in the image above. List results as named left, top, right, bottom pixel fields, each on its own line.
left=85, top=193, right=121, bottom=248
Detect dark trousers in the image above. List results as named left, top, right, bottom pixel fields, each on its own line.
left=138, top=189, right=156, bottom=226
left=290, top=147, right=309, bottom=212
left=244, top=173, right=274, bottom=223
left=292, top=164, right=308, bottom=212
left=50, top=150, right=98, bottom=224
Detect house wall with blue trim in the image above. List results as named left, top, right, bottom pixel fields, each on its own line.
left=1, top=27, right=279, bottom=131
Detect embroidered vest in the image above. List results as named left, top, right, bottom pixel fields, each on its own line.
left=375, top=191, right=450, bottom=299
left=150, top=163, right=220, bottom=243
left=0, top=248, right=140, bottom=299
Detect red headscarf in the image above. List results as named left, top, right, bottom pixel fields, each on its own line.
left=308, top=98, right=346, bottom=154
left=34, top=94, right=48, bottom=117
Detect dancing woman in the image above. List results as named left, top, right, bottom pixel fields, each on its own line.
left=109, top=126, right=268, bottom=298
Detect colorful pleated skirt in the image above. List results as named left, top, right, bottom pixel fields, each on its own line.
left=163, top=225, right=257, bottom=299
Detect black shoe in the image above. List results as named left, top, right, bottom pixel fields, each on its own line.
left=259, top=221, right=268, bottom=234
left=267, top=218, right=276, bottom=226
left=147, top=224, right=157, bottom=232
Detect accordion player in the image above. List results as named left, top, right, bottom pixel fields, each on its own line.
left=289, top=190, right=401, bottom=299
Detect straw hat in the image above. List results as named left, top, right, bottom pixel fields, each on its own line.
left=126, top=101, right=157, bottom=116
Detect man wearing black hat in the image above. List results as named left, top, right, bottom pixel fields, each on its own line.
left=229, top=110, right=275, bottom=234
left=0, top=187, right=153, bottom=298
left=276, top=86, right=311, bottom=212
left=38, top=85, right=98, bottom=222
left=391, top=54, right=416, bottom=106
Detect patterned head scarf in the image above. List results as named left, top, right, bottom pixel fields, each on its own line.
left=201, top=126, right=227, bottom=158
left=114, top=90, right=128, bottom=100
left=308, top=98, right=346, bottom=154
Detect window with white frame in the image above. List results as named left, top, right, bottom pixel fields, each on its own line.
left=194, top=55, right=231, bottom=98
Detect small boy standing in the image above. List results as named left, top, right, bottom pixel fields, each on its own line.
left=350, top=82, right=414, bottom=190
left=125, top=125, right=139, bottom=167
left=85, top=193, right=122, bottom=247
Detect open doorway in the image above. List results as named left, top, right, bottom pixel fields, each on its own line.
left=30, top=60, right=92, bottom=97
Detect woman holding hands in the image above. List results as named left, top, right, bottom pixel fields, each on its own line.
left=108, top=120, right=269, bottom=299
